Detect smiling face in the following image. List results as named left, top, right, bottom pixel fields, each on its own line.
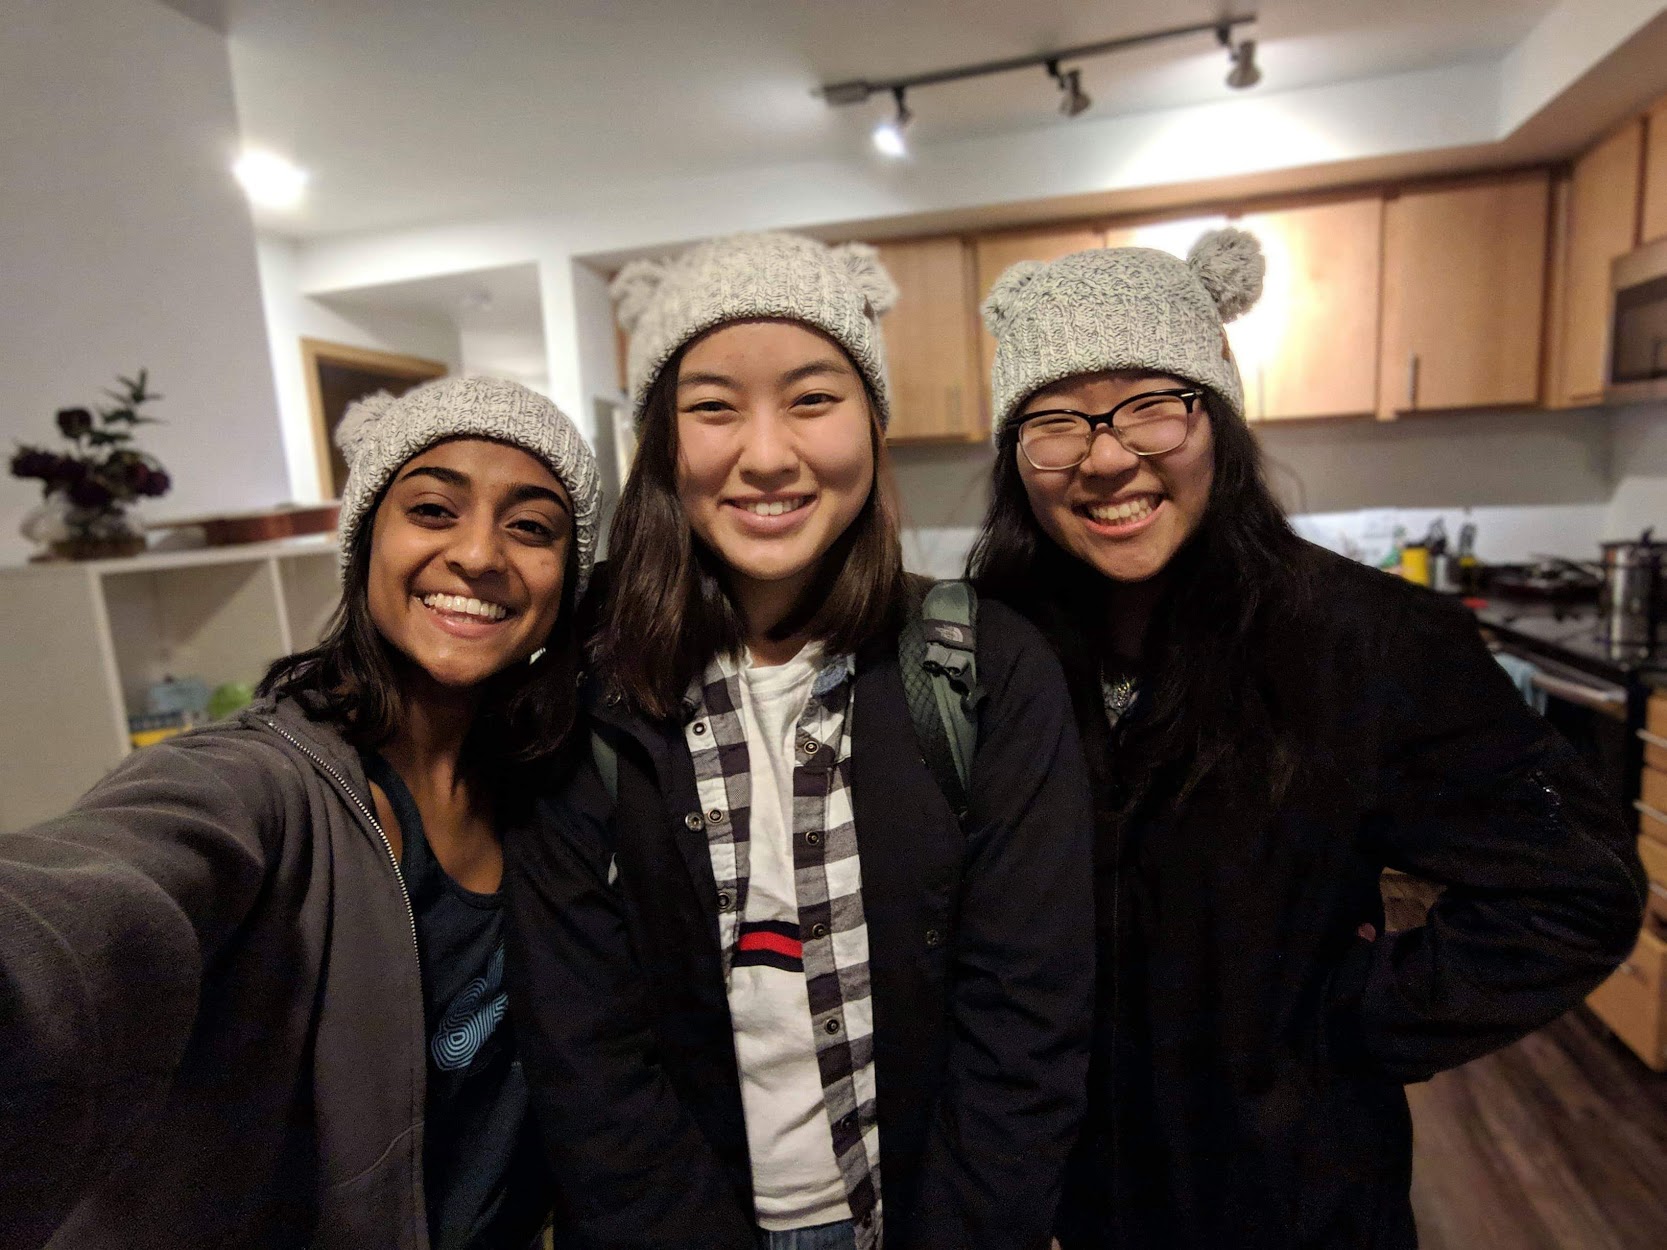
left=366, top=437, right=572, bottom=690
left=1014, top=370, right=1215, bottom=584
left=673, top=318, right=876, bottom=625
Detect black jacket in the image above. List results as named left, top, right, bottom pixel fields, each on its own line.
left=504, top=599, right=1094, bottom=1250
left=1052, top=545, right=1646, bottom=1250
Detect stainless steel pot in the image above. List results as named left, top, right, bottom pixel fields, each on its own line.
left=1599, top=529, right=1666, bottom=652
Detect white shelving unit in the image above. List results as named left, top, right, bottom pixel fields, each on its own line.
left=0, top=535, right=340, bottom=832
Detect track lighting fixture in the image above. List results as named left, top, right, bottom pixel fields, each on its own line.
left=1047, top=60, right=1092, bottom=119
left=822, top=13, right=1259, bottom=149
left=1219, top=24, right=1262, bottom=90
left=872, top=87, right=912, bottom=158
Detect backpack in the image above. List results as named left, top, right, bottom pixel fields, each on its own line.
left=590, top=579, right=982, bottom=822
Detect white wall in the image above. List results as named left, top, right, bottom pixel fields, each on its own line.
left=1607, top=403, right=1667, bottom=538
left=0, top=0, right=285, bottom=566
left=255, top=235, right=463, bottom=502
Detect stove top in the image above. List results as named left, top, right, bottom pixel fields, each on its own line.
left=1472, top=599, right=1665, bottom=680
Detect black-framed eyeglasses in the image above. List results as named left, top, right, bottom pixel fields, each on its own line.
left=1014, top=388, right=1202, bottom=470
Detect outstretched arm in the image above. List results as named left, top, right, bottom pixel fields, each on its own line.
left=0, top=734, right=276, bottom=1246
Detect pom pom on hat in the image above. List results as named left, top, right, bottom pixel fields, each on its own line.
left=610, top=258, right=669, bottom=335
left=830, top=242, right=900, bottom=317
left=334, top=390, right=399, bottom=459
left=1187, top=227, right=1265, bottom=323
left=980, top=260, right=1046, bottom=336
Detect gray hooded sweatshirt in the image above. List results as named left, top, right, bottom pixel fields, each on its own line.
left=0, top=696, right=438, bottom=1249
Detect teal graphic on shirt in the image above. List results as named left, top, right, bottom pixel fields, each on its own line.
left=432, top=944, right=508, bottom=1072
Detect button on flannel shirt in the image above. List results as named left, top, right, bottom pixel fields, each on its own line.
left=682, top=651, right=882, bottom=1247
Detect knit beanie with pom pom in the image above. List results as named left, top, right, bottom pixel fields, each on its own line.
left=980, top=226, right=1266, bottom=439
left=333, top=374, right=601, bottom=595
left=610, top=231, right=900, bottom=428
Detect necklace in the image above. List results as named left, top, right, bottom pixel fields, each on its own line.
left=1101, top=672, right=1139, bottom=729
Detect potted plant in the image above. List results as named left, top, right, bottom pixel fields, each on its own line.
left=11, top=369, right=172, bottom=560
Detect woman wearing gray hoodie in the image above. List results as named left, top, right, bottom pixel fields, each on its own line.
left=0, top=376, right=599, bottom=1250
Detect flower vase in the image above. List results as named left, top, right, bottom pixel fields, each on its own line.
left=49, top=503, right=146, bottom=560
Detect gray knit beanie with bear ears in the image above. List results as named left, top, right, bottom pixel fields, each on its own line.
left=334, top=374, right=601, bottom=597
left=982, top=226, right=1266, bottom=440
left=610, top=231, right=900, bottom=428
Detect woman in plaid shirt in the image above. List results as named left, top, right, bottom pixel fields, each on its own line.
left=505, top=232, right=1095, bottom=1250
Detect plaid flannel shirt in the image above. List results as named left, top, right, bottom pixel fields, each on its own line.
left=682, top=651, right=883, bottom=1248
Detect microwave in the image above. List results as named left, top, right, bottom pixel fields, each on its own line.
left=1608, top=235, right=1667, bottom=404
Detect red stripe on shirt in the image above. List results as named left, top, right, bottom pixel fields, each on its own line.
left=738, top=929, right=803, bottom=960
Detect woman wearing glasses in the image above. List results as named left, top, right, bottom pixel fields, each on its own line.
left=968, top=230, right=1644, bottom=1250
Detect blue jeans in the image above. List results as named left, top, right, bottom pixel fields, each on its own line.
left=759, top=1220, right=858, bottom=1250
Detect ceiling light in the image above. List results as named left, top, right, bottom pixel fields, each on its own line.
left=1047, top=60, right=1092, bottom=118
left=233, top=150, right=308, bottom=209
left=822, top=14, right=1257, bottom=123
left=872, top=87, right=912, bottom=158
left=1226, top=39, right=1261, bottom=90
left=1218, top=24, right=1262, bottom=91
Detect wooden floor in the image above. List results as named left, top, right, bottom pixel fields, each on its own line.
left=1410, top=1008, right=1667, bottom=1249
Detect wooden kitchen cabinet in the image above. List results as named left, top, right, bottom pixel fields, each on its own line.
left=1555, top=122, right=1643, bottom=405
left=1587, top=923, right=1667, bottom=1072
left=874, top=235, right=983, bottom=442
left=974, top=224, right=1106, bottom=419
left=1591, top=715, right=1667, bottom=1069
left=1230, top=197, right=1383, bottom=421
left=1378, top=172, right=1550, bottom=416
left=1639, top=99, right=1667, bottom=245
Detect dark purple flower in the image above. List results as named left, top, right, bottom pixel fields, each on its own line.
left=56, top=407, right=94, bottom=440
left=53, top=458, right=89, bottom=487
left=68, top=477, right=114, bottom=509
left=140, top=467, right=171, bottom=497
left=10, top=447, right=57, bottom=480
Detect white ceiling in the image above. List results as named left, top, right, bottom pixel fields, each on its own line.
left=210, top=0, right=1564, bottom=239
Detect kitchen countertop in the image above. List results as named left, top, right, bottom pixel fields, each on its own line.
left=1469, top=594, right=1666, bottom=683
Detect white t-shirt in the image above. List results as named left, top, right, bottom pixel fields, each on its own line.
left=730, top=644, right=853, bottom=1230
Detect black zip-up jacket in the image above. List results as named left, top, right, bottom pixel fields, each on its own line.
left=504, top=599, right=1095, bottom=1250
left=1051, top=545, right=1645, bottom=1250
left=0, top=695, right=549, bottom=1250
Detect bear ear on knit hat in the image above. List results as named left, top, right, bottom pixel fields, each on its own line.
left=334, top=390, right=399, bottom=460
left=610, top=258, right=670, bottom=335
left=980, top=259, right=1046, bottom=337
left=830, top=242, right=899, bottom=317
left=1187, top=227, right=1265, bottom=324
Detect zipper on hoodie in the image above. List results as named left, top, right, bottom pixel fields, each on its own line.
left=263, top=718, right=421, bottom=967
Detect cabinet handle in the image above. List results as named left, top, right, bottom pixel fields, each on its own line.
left=1407, top=353, right=1420, bottom=411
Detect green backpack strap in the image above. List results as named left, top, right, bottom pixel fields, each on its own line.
left=591, top=729, right=619, bottom=803
left=590, top=729, right=622, bottom=886
left=899, top=579, right=982, bottom=824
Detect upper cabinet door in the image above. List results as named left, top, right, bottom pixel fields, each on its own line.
left=1639, top=100, right=1667, bottom=245
left=1379, top=172, right=1550, bottom=416
left=1558, top=121, right=1644, bottom=404
left=1229, top=198, right=1383, bottom=421
left=973, top=225, right=1106, bottom=420
left=874, top=235, right=983, bottom=443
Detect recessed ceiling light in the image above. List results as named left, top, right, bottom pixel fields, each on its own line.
left=233, top=150, right=309, bottom=209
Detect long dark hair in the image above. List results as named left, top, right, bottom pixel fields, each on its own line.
left=970, top=391, right=1310, bottom=820
left=258, top=496, right=583, bottom=789
left=594, top=341, right=906, bottom=719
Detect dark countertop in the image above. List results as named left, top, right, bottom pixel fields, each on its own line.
left=1469, top=595, right=1667, bottom=683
